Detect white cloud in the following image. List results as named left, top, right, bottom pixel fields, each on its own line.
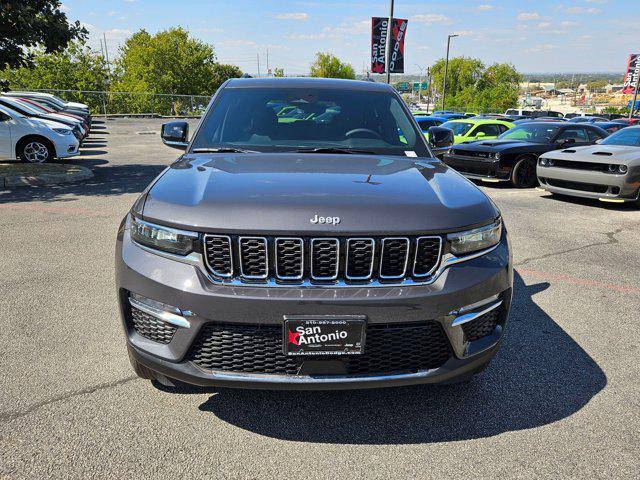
left=537, top=22, right=551, bottom=29
left=523, top=43, right=556, bottom=53
left=195, top=27, right=224, bottom=33
left=517, top=12, right=541, bottom=20
left=275, top=13, right=309, bottom=20
left=559, top=5, right=601, bottom=14
left=411, top=14, right=452, bottom=26
left=59, top=3, right=70, bottom=12
left=477, top=4, right=494, bottom=11
left=104, top=28, right=132, bottom=41
left=560, top=20, right=578, bottom=27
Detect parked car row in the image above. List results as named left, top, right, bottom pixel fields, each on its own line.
left=413, top=108, right=639, bottom=205
left=0, top=91, right=91, bottom=163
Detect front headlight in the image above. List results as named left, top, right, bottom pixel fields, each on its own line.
left=447, top=220, right=502, bottom=255
left=130, top=216, right=197, bottom=255
left=52, top=128, right=72, bottom=135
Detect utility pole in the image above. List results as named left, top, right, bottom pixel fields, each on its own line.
left=384, top=0, right=394, bottom=84
left=441, top=34, right=458, bottom=110
left=266, top=48, right=269, bottom=76
left=630, top=57, right=640, bottom=119
left=415, top=64, right=424, bottom=102
left=103, top=33, right=111, bottom=74
left=257, top=53, right=261, bottom=78
left=425, top=68, right=432, bottom=113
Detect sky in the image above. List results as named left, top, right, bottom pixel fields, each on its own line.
left=61, top=0, right=640, bottom=75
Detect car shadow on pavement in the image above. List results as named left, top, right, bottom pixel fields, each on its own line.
left=195, top=272, right=607, bottom=444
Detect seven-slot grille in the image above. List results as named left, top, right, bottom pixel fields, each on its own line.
left=203, top=234, right=442, bottom=284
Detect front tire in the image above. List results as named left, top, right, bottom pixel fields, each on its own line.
left=18, top=138, right=54, bottom=164
left=510, top=156, right=538, bottom=188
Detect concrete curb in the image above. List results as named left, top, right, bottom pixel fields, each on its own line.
left=0, top=165, right=94, bottom=189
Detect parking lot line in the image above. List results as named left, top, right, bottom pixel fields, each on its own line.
left=518, top=268, right=640, bottom=295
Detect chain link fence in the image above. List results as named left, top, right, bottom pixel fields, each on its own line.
left=11, top=88, right=211, bottom=116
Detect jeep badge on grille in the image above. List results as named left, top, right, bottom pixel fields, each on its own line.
left=310, top=214, right=341, bottom=225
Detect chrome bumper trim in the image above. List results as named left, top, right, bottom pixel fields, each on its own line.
left=128, top=297, right=191, bottom=328
left=451, top=299, right=503, bottom=327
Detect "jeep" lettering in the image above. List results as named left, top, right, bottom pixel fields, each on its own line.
left=310, top=214, right=341, bottom=226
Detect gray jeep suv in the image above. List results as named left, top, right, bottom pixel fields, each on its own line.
left=116, top=78, right=513, bottom=390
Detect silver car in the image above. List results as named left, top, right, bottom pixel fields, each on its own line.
left=537, top=126, right=640, bottom=205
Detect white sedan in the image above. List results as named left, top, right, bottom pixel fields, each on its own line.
left=0, top=104, right=80, bottom=163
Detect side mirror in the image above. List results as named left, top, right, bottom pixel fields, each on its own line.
left=427, top=126, right=454, bottom=148
left=161, top=121, right=189, bottom=150
left=475, top=131, right=486, bottom=138
left=595, top=138, right=602, bottom=144
left=562, top=138, right=576, bottom=145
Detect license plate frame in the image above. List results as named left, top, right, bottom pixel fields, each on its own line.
left=283, top=315, right=366, bottom=356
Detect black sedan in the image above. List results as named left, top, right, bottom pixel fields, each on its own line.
left=443, top=122, right=609, bottom=187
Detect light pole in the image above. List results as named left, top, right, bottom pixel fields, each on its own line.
left=384, top=0, right=394, bottom=84
left=441, top=34, right=458, bottom=111
left=415, top=64, right=425, bottom=102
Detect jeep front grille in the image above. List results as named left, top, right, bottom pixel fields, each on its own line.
left=203, top=234, right=442, bottom=285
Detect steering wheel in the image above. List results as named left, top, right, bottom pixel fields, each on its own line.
left=344, top=128, right=383, bottom=140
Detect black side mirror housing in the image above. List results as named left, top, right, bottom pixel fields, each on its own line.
left=161, top=121, right=189, bottom=150
left=428, top=126, right=454, bottom=149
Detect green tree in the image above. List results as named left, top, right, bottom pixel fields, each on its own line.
left=210, top=63, right=243, bottom=91
left=1, top=42, right=109, bottom=110
left=0, top=0, right=87, bottom=68
left=113, top=28, right=237, bottom=113
left=428, top=57, right=521, bottom=111
left=309, top=52, right=355, bottom=79
left=273, top=67, right=285, bottom=77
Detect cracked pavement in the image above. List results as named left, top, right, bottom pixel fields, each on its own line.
left=1, top=119, right=639, bottom=479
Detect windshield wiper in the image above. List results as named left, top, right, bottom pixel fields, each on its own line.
left=294, top=147, right=376, bottom=155
left=192, top=147, right=258, bottom=153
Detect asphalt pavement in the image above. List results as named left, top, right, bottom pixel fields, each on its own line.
left=0, top=118, right=638, bottom=479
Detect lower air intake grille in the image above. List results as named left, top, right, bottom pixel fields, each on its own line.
left=130, top=306, right=177, bottom=344
left=188, top=321, right=452, bottom=376
left=461, top=308, right=500, bottom=342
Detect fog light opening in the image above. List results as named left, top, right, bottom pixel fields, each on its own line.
left=128, top=293, right=191, bottom=328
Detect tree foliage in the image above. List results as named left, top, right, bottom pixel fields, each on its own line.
left=1, top=42, right=108, bottom=110
left=112, top=28, right=242, bottom=114
left=273, top=67, right=285, bottom=77
left=0, top=0, right=87, bottom=68
left=429, top=57, right=522, bottom=111
left=309, top=52, right=355, bottom=79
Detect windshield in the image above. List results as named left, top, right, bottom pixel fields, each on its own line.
left=600, top=128, right=640, bottom=146
left=498, top=124, right=561, bottom=143
left=191, top=87, right=429, bottom=156
left=441, top=121, right=473, bottom=136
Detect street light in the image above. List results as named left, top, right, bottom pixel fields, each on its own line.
left=441, top=34, right=459, bottom=111
left=415, top=64, right=425, bottom=102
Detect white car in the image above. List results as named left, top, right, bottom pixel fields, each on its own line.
left=3, top=91, right=89, bottom=112
left=0, top=104, right=80, bottom=163
left=0, top=96, right=88, bottom=138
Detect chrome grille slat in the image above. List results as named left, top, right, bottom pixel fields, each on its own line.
left=413, top=236, right=442, bottom=277
left=202, top=235, right=443, bottom=285
left=203, top=235, right=233, bottom=278
left=275, top=238, right=304, bottom=280
left=345, top=238, right=375, bottom=280
left=238, top=237, right=268, bottom=279
left=310, top=238, right=340, bottom=280
left=379, top=237, right=410, bottom=279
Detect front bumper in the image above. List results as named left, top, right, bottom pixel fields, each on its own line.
left=116, top=220, right=513, bottom=390
left=537, top=165, right=640, bottom=202
left=443, top=154, right=511, bottom=182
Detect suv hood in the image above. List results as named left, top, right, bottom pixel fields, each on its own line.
left=141, top=153, right=498, bottom=234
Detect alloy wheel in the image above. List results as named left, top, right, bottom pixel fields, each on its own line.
left=23, top=142, right=49, bottom=163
